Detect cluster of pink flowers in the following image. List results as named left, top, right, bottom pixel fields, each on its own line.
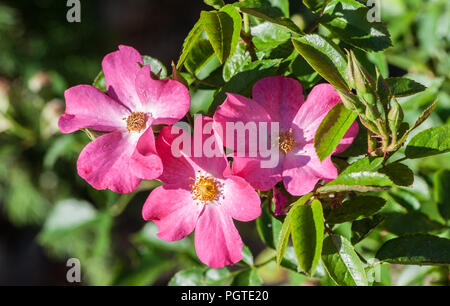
left=59, top=46, right=357, bottom=268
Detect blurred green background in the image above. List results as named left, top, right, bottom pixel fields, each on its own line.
left=0, top=0, right=448, bottom=285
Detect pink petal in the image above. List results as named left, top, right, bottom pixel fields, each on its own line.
left=59, top=85, right=129, bottom=133
left=273, top=187, right=288, bottom=216
left=102, top=45, right=143, bottom=111
left=334, top=121, right=359, bottom=154
left=282, top=143, right=337, bottom=196
left=135, top=65, right=190, bottom=125
left=195, top=207, right=243, bottom=268
left=213, top=93, right=272, bottom=155
left=292, top=83, right=342, bottom=142
left=221, top=176, right=261, bottom=222
left=142, top=185, right=203, bottom=241
left=77, top=131, right=142, bottom=193
left=155, top=126, right=196, bottom=186
left=157, top=118, right=229, bottom=184
left=252, top=76, right=305, bottom=131
left=131, top=127, right=163, bottom=181
left=232, top=155, right=283, bottom=191
left=190, top=116, right=229, bottom=179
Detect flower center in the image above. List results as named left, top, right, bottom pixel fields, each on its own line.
left=125, top=112, right=147, bottom=133
left=190, top=175, right=219, bottom=204
left=278, top=128, right=296, bottom=154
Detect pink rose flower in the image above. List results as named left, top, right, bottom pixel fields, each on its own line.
left=58, top=45, right=190, bottom=193
left=213, top=76, right=358, bottom=196
left=142, top=117, right=261, bottom=268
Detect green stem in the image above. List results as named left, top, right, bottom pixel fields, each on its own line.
left=3, top=113, right=35, bottom=141
left=391, top=156, right=408, bottom=164
left=109, top=192, right=136, bottom=216
left=194, top=76, right=222, bottom=88
left=306, top=20, right=320, bottom=34
left=186, top=112, right=194, bottom=129
left=254, top=255, right=276, bottom=268
left=240, top=10, right=257, bottom=62
left=240, top=31, right=258, bottom=62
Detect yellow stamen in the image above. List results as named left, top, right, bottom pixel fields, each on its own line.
left=191, top=175, right=219, bottom=204
left=125, top=112, right=147, bottom=133
left=278, top=128, right=296, bottom=154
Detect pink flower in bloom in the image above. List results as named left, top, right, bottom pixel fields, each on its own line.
left=142, top=117, right=261, bottom=268
left=58, top=45, right=190, bottom=193
left=213, top=76, right=358, bottom=196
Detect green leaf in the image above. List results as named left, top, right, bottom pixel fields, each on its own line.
left=291, top=199, right=324, bottom=275
left=276, top=212, right=292, bottom=266
left=410, top=98, right=439, bottom=131
left=379, top=163, right=414, bottom=187
left=234, top=0, right=302, bottom=34
left=115, top=250, right=172, bottom=286
left=292, top=34, right=348, bottom=90
left=251, top=21, right=291, bottom=50
left=385, top=77, right=427, bottom=97
left=204, top=268, right=231, bottom=285
left=381, top=212, right=445, bottom=236
left=204, top=0, right=225, bottom=10
left=321, top=234, right=368, bottom=286
left=43, top=135, right=77, bottom=169
left=405, top=125, right=450, bottom=159
left=326, top=196, right=386, bottom=224
left=318, top=171, right=394, bottom=193
left=209, top=59, right=281, bottom=113
left=288, top=53, right=321, bottom=89
left=279, top=247, right=300, bottom=272
left=376, top=235, right=450, bottom=265
left=241, top=244, right=254, bottom=266
left=342, top=156, right=384, bottom=173
left=40, top=198, right=98, bottom=235
left=376, top=69, right=390, bottom=106
left=168, top=268, right=204, bottom=286
left=318, top=156, right=392, bottom=193
left=314, top=103, right=357, bottom=161
left=5, top=168, right=49, bottom=226
left=276, top=193, right=313, bottom=266
left=133, top=223, right=192, bottom=253
left=38, top=200, right=115, bottom=285
left=184, top=38, right=218, bottom=76
left=387, top=189, right=421, bottom=211
left=256, top=200, right=282, bottom=249
left=434, top=170, right=450, bottom=222
left=302, top=0, right=327, bottom=13
left=231, top=268, right=263, bottom=286
left=320, top=0, right=392, bottom=51
left=395, top=98, right=439, bottom=148
left=269, top=0, right=290, bottom=17
left=92, top=71, right=106, bottom=91
left=168, top=267, right=230, bottom=286
left=222, top=43, right=252, bottom=82
left=189, top=88, right=216, bottom=114
left=177, top=20, right=203, bottom=70
left=200, top=5, right=242, bottom=64
left=351, top=214, right=385, bottom=244
left=142, top=55, right=168, bottom=79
